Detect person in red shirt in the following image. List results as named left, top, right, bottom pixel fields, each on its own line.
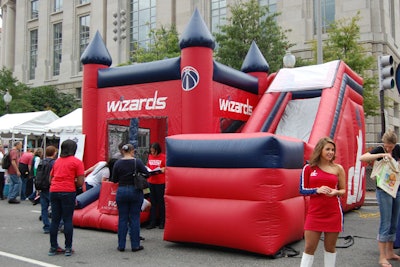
left=146, top=142, right=166, bottom=230
left=19, top=148, right=34, bottom=200
left=7, top=141, right=22, bottom=204
left=48, top=139, right=84, bottom=257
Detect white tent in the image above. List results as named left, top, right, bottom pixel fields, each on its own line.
left=45, top=108, right=82, bottom=135
left=0, top=110, right=59, bottom=150
left=0, top=110, right=59, bottom=136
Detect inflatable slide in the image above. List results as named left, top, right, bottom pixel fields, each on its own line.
left=73, top=182, right=150, bottom=232
left=76, top=9, right=365, bottom=255
left=163, top=60, right=365, bottom=255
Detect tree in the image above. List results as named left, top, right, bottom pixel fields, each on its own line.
left=28, top=86, right=81, bottom=116
left=0, top=67, right=80, bottom=116
left=130, top=24, right=181, bottom=63
left=214, top=0, right=293, bottom=72
left=0, top=67, right=34, bottom=114
left=319, top=13, right=379, bottom=117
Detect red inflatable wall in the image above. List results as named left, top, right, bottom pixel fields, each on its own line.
left=78, top=10, right=365, bottom=257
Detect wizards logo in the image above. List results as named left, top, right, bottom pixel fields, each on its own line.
left=181, top=66, right=199, bottom=91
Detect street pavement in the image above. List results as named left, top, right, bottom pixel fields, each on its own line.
left=0, top=197, right=393, bottom=267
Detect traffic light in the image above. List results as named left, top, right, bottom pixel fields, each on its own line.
left=112, top=9, right=127, bottom=42
left=378, top=55, right=394, bottom=90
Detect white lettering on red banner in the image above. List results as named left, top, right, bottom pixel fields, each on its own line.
left=219, top=98, right=253, bottom=115
left=107, top=91, right=167, bottom=112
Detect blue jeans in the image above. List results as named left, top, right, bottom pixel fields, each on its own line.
left=40, top=190, right=50, bottom=232
left=20, top=177, right=28, bottom=199
left=376, top=188, right=400, bottom=242
left=116, top=185, right=143, bottom=249
left=28, top=190, right=37, bottom=200
left=50, top=192, right=76, bottom=249
left=85, top=182, right=93, bottom=191
left=8, top=174, right=21, bottom=200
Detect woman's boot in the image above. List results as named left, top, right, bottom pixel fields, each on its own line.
left=324, top=251, right=336, bottom=267
left=300, top=252, right=314, bottom=267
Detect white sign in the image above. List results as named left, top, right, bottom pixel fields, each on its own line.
left=59, top=134, right=85, bottom=160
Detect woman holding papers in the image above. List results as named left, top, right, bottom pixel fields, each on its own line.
left=146, top=142, right=166, bottom=230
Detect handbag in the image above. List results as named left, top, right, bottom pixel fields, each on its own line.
left=371, top=156, right=400, bottom=198
left=133, top=159, right=149, bottom=190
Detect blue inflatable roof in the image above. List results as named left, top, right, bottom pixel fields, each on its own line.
left=97, top=57, right=181, bottom=88
left=179, top=8, right=215, bottom=50
left=166, top=133, right=304, bottom=169
left=81, top=31, right=112, bottom=66
left=241, top=41, right=269, bottom=73
left=213, top=61, right=259, bottom=94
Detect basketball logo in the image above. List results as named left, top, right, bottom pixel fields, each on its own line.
left=181, top=66, right=200, bottom=91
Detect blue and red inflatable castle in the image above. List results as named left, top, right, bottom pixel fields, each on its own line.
left=76, top=9, right=366, bottom=256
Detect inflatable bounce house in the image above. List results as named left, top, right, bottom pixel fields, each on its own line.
left=76, top=9, right=366, bottom=256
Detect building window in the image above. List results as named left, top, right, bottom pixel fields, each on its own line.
left=54, top=0, right=63, bottom=12
left=79, top=0, right=90, bottom=4
left=129, top=0, right=156, bottom=52
left=313, top=0, right=335, bottom=34
left=29, top=29, right=38, bottom=80
left=390, top=0, right=395, bottom=39
left=79, top=15, right=90, bottom=72
left=211, top=0, right=227, bottom=34
left=75, top=87, right=82, bottom=100
left=31, top=0, right=39, bottom=19
left=394, top=102, right=399, bottom=118
left=53, top=23, right=63, bottom=76
left=259, top=0, right=277, bottom=15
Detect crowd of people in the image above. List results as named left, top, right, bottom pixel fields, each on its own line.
left=0, top=139, right=166, bottom=257
left=5, top=134, right=400, bottom=266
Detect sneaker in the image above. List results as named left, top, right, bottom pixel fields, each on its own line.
left=48, top=247, right=65, bottom=256
left=43, top=229, right=50, bottom=234
left=8, top=198, right=20, bottom=204
left=146, top=223, right=156, bottom=230
left=65, top=248, right=72, bottom=256
left=131, top=245, right=144, bottom=252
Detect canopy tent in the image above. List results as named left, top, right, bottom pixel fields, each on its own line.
left=45, top=108, right=82, bottom=135
left=0, top=110, right=59, bottom=136
left=0, top=110, right=59, bottom=149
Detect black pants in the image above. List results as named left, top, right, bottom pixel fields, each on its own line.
left=0, top=171, right=4, bottom=199
left=148, top=183, right=165, bottom=225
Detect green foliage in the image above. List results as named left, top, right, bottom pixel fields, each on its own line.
left=130, top=24, right=181, bottom=63
left=28, top=86, right=81, bottom=116
left=0, top=67, right=80, bottom=116
left=214, top=0, right=293, bottom=72
left=319, top=13, right=379, bottom=117
left=0, top=67, right=34, bottom=114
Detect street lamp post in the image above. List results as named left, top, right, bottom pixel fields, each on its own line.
left=283, top=50, right=296, bottom=68
left=3, top=90, right=12, bottom=113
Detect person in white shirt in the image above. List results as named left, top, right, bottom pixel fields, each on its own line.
left=84, top=161, right=110, bottom=191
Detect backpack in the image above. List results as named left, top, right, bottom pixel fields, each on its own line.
left=2, top=152, right=11, bottom=169
left=34, top=158, right=54, bottom=190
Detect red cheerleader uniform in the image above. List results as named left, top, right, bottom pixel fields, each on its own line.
left=302, top=165, right=344, bottom=232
